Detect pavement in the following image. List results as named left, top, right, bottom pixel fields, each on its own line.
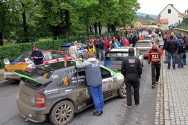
left=154, top=38, right=188, bottom=125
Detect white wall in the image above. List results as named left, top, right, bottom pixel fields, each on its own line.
left=160, top=24, right=169, bottom=30
left=160, top=5, right=183, bottom=26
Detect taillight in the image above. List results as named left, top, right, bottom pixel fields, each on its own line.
left=35, top=94, right=45, bottom=107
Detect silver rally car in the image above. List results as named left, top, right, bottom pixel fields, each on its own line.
left=14, top=61, right=126, bottom=125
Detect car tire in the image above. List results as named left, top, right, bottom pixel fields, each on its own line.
left=13, top=80, right=20, bottom=84
left=119, top=81, right=127, bottom=98
left=49, top=100, right=75, bottom=125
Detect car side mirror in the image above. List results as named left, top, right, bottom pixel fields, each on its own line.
left=4, top=58, right=10, bottom=65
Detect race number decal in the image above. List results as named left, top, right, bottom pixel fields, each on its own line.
left=152, top=54, right=159, bottom=58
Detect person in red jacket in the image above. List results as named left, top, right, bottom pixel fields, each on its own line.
left=148, top=42, right=163, bottom=89
left=124, top=37, right=130, bottom=46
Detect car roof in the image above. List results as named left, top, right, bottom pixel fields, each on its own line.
left=110, top=47, right=137, bottom=52
left=137, top=40, right=152, bottom=42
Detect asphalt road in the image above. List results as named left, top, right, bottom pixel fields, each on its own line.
left=0, top=60, right=157, bottom=125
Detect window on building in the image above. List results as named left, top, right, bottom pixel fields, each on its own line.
left=168, top=9, right=171, bottom=14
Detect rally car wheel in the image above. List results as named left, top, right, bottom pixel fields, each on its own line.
left=49, top=100, right=75, bottom=125
left=119, top=82, right=127, bottom=98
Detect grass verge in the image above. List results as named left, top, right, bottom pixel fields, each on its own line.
left=0, top=73, right=4, bottom=81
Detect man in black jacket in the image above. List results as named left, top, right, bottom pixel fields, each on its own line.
left=31, top=45, right=44, bottom=65
left=166, top=35, right=178, bottom=69
left=121, top=48, right=142, bottom=109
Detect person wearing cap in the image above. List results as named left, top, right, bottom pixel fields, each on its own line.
left=148, top=42, right=163, bottom=89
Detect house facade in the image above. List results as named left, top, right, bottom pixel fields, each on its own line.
left=159, top=4, right=185, bottom=27
left=160, top=19, right=169, bottom=30
left=134, top=20, right=156, bottom=29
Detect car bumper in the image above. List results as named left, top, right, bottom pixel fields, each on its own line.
left=4, top=72, right=20, bottom=80
left=16, top=97, right=48, bottom=122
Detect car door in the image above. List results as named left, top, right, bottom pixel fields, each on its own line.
left=100, top=67, right=117, bottom=99
left=59, top=68, right=91, bottom=111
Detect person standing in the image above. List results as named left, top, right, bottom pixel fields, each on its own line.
left=181, top=33, right=187, bottom=65
left=148, top=42, right=163, bottom=89
left=69, top=42, right=78, bottom=60
left=163, top=34, right=168, bottom=63
left=121, top=48, right=142, bottom=109
left=31, top=45, right=44, bottom=65
left=166, top=34, right=178, bottom=69
left=177, top=39, right=186, bottom=68
left=76, top=53, right=104, bottom=116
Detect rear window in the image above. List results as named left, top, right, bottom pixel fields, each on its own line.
left=106, top=52, right=128, bottom=60
left=31, top=67, right=52, bottom=78
left=136, top=42, right=151, bottom=47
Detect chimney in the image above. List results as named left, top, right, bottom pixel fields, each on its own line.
left=171, top=4, right=173, bottom=7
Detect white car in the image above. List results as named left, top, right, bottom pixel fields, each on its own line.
left=104, top=47, right=144, bottom=72
left=136, top=40, right=152, bottom=59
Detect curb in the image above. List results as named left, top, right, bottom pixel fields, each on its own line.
left=163, top=59, right=170, bottom=125
left=0, top=80, right=11, bottom=87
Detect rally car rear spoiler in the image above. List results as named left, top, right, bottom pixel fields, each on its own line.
left=13, top=70, right=52, bottom=86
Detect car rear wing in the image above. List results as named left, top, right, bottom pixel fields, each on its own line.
left=13, top=70, right=52, bottom=86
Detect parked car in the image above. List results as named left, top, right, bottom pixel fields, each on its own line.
left=14, top=61, right=126, bottom=125
left=3, top=50, right=71, bottom=81
left=135, top=40, right=152, bottom=59
left=104, top=47, right=144, bottom=72
left=60, top=43, right=87, bottom=57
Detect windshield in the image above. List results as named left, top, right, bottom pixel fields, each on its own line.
left=106, top=52, right=129, bottom=60
left=14, top=52, right=31, bottom=62
left=136, top=42, right=151, bottom=47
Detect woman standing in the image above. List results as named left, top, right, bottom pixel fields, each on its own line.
left=69, top=42, right=78, bottom=60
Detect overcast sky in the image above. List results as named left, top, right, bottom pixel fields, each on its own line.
left=137, top=0, right=188, bottom=15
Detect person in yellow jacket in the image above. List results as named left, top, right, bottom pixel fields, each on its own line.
left=86, top=40, right=95, bottom=54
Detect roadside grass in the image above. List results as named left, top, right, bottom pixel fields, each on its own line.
left=0, top=73, right=4, bottom=81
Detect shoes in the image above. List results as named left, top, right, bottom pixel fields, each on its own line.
left=124, top=104, right=132, bottom=109
left=152, top=85, right=155, bottom=89
left=93, top=111, right=102, bottom=116
left=173, top=68, right=176, bottom=69
left=135, top=102, right=141, bottom=106
left=167, top=68, right=170, bottom=69
left=156, top=81, right=158, bottom=84
left=101, top=110, right=103, bottom=114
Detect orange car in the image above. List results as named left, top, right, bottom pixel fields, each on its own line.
left=4, top=50, right=71, bottom=82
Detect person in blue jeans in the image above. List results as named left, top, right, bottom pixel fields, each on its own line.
left=178, top=39, right=186, bottom=68
left=167, top=35, right=178, bottom=69
left=76, top=53, right=104, bottom=116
